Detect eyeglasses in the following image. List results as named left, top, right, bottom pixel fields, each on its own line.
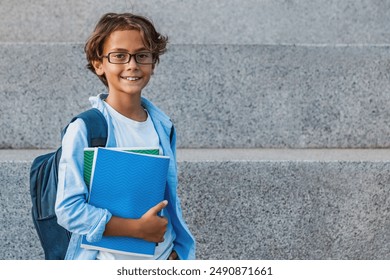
left=102, top=52, right=156, bottom=65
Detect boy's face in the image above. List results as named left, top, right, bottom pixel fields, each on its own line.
left=93, top=29, right=154, bottom=97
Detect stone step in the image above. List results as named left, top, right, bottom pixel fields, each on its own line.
left=1, top=149, right=390, bottom=259
left=1, top=0, right=389, bottom=44
left=1, top=43, right=390, bottom=149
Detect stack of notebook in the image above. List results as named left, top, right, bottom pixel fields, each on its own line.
left=81, top=147, right=170, bottom=257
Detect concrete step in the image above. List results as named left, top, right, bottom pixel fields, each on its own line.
left=1, top=43, right=390, bottom=149
left=1, top=0, right=389, bottom=44
left=1, top=148, right=390, bottom=259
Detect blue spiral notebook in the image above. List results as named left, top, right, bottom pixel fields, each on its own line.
left=83, top=147, right=160, bottom=187
left=81, top=147, right=169, bottom=257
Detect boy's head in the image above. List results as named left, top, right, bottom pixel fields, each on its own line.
left=85, top=13, right=168, bottom=87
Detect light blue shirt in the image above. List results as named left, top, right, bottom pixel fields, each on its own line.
left=55, top=93, right=196, bottom=260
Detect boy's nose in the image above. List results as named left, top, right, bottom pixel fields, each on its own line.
left=127, top=55, right=139, bottom=69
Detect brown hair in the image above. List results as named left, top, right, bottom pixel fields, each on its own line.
left=84, top=12, right=168, bottom=86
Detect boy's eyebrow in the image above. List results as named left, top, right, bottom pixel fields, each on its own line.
left=110, top=47, right=149, bottom=53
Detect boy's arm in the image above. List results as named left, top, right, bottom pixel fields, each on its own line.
left=104, top=200, right=168, bottom=243
left=55, top=119, right=112, bottom=239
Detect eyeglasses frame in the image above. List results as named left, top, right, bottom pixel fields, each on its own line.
left=101, top=51, right=156, bottom=65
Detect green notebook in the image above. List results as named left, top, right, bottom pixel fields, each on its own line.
left=83, top=147, right=160, bottom=187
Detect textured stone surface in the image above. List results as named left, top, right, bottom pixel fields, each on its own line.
left=1, top=150, right=390, bottom=260
left=1, top=44, right=390, bottom=149
left=0, top=162, right=43, bottom=259
left=1, top=0, right=390, bottom=44
left=179, top=160, right=390, bottom=260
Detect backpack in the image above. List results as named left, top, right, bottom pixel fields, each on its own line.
left=30, top=108, right=108, bottom=260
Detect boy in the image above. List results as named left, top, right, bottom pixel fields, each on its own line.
left=55, top=12, right=195, bottom=260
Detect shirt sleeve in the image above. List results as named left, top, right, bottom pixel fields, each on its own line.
left=55, top=118, right=112, bottom=243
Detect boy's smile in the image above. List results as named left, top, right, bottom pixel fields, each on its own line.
left=120, top=75, right=143, bottom=85
left=122, top=76, right=141, bottom=81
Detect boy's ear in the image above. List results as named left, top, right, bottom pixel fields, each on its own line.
left=92, top=60, right=104, bottom=76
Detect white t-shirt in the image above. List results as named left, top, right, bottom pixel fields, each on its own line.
left=96, top=101, right=175, bottom=260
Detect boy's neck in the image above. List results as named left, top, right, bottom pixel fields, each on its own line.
left=105, top=93, right=147, bottom=122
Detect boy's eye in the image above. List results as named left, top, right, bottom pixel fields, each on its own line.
left=137, top=53, right=149, bottom=59
left=113, top=53, right=127, bottom=60
left=108, top=52, right=129, bottom=63
left=136, top=53, right=153, bottom=62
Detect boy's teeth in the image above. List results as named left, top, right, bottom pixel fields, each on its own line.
left=126, top=77, right=139, bottom=81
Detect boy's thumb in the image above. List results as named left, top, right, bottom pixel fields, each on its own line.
left=151, top=200, right=168, bottom=214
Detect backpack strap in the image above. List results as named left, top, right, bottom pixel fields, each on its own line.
left=62, top=108, right=108, bottom=147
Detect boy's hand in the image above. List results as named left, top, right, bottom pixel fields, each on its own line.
left=168, top=250, right=178, bottom=260
left=137, top=200, right=168, bottom=242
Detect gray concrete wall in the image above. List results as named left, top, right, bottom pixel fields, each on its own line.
left=1, top=0, right=390, bottom=44
left=1, top=44, right=390, bottom=149
left=1, top=150, right=390, bottom=260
